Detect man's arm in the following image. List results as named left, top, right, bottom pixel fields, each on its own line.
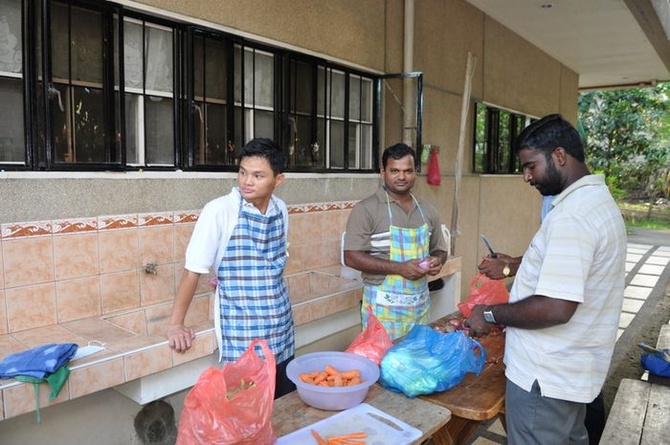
left=167, top=269, right=200, bottom=352
left=466, top=295, right=578, bottom=336
left=344, top=250, right=429, bottom=281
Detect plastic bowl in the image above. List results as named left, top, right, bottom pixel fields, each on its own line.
left=286, top=351, right=380, bottom=411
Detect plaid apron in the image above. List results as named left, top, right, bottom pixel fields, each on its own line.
left=215, top=197, right=294, bottom=363
left=362, top=192, right=430, bottom=340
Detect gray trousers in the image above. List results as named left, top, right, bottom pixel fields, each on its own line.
left=506, top=378, right=588, bottom=445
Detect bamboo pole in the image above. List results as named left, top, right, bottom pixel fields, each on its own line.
left=450, top=52, right=476, bottom=255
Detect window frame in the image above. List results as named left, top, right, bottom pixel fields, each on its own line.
left=0, top=0, right=386, bottom=173
left=472, top=102, right=533, bottom=174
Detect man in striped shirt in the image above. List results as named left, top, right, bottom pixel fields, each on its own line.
left=466, top=114, right=626, bottom=445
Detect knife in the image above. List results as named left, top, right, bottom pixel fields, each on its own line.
left=481, top=234, right=498, bottom=258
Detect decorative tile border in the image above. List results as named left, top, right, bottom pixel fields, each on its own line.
left=287, top=201, right=356, bottom=214
left=0, top=201, right=359, bottom=240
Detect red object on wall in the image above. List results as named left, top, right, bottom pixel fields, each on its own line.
left=427, top=146, right=441, bottom=186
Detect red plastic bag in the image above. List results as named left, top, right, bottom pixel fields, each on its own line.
left=458, top=273, right=509, bottom=318
left=176, top=339, right=276, bottom=445
left=427, top=147, right=441, bottom=186
left=345, top=305, right=394, bottom=364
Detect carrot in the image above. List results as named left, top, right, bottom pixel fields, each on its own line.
left=313, top=372, right=328, bottom=384
left=311, top=429, right=328, bottom=445
left=339, top=370, right=360, bottom=380
left=300, top=365, right=366, bottom=388
left=330, top=432, right=367, bottom=439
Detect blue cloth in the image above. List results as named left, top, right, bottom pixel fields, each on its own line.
left=0, top=343, right=78, bottom=379
left=540, top=195, right=556, bottom=222
left=641, top=353, right=670, bottom=377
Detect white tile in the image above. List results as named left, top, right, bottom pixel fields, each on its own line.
left=616, top=328, right=625, bottom=342
left=622, top=298, right=644, bottom=313
left=627, top=247, right=652, bottom=255
left=638, top=264, right=666, bottom=275
left=646, top=256, right=670, bottom=266
left=618, top=312, right=635, bottom=329
left=624, top=286, right=652, bottom=300
left=625, top=262, right=636, bottom=273
left=627, top=243, right=653, bottom=250
left=651, top=249, right=670, bottom=257
left=626, top=253, right=643, bottom=263
left=630, top=274, right=660, bottom=287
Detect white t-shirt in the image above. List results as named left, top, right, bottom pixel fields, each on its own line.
left=504, top=175, right=626, bottom=403
left=184, top=187, right=289, bottom=274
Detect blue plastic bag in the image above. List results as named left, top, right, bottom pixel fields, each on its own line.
left=641, top=353, right=670, bottom=377
left=379, top=325, right=486, bottom=398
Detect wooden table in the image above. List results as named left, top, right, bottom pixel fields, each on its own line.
left=273, top=383, right=452, bottom=444
left=600, top=323, right=670, bottom=444
left=420, top=316, right=507, bottom=445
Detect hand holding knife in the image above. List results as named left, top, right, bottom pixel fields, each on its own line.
left=481, top=234, right=498, bottom=258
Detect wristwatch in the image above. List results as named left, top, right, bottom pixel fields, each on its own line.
left=483, top=307, right=497, bottom=324
left=502, top=263, right=511, bottom=277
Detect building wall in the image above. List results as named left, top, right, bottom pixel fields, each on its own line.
left=0, top=0, right=579, bottom=443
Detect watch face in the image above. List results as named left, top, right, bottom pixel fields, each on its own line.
left=484, top=311, right=495, bottom=323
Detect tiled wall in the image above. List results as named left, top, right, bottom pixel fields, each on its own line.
left=0, top=202, right=354, bottom=336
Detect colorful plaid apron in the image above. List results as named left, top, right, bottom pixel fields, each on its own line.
left=216, top=197, right=294, bottom=363
left=362, top=192, right=430, bottom=340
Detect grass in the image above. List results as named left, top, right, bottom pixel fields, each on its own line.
left=619, top=200, right=670, bottom=231
left=625, top=219, right=670, bottom=231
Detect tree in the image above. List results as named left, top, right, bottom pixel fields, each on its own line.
left=578, top=83, right=669, bottom=203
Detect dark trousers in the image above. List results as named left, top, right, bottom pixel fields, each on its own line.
left=274, top=356, right=296, bottom=399
left=585, top=392, right=605, bottom=445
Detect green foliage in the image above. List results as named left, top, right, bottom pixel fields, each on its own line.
left=578, top=83, right=670, bottom=199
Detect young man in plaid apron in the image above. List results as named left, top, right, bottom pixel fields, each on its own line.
left=343, top=143, right=448, bottom=340
left=168, top=138, right=295, bottom=398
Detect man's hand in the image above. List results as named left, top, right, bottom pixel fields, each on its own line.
left=168, top=324, right=195, bottom=352
left=466, top=304, right=493, bottom=337
left=478, top=253, right=518, bottom=280
left=397, top=259, right=431, bottom=280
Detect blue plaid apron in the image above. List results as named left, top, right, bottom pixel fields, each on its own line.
left=216, top=197, right=294, bottom=363
left=362, top=192, right=430, bottom=340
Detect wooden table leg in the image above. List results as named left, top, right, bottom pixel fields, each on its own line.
left=428, top=416, right=481, bottom=445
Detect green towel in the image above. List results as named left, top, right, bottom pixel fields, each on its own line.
left=15, top=365, right=71, bottom=423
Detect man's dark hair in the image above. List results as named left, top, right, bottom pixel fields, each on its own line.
left=238, top=138, right=287, bottom=175
left=515, top=114, right=585, bottom=162
left=382, top=143, right=416, bottom=168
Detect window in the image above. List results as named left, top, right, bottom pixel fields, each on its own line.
left=473, top=102, right=533, bottom=174
left=49, top=1, right=119, bottom=167
left=0, top=0, right=379, bottom=173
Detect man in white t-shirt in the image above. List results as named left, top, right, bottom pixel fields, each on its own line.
left=467, top=114, right=626, bottom=445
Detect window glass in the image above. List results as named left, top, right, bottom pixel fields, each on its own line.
left=473, top=102, right=535, bottom=174
left=330, top=120, right=344, bottom=168
left=234, top=46, right=275, bottom=145
left=123, top=18, right=174, bottom=167
left=51, top=2, right=106, bottom=164
left=193, top=34, right=228, bottom=166
left=0, top=78, right=24, bottom=162
left=473, top=102, right=486, bottom=173
left=0, top=0, right=23, bottom=163
left=144, top=96, right=173, bottom=165
left=145, top=26, right=172, bottom=93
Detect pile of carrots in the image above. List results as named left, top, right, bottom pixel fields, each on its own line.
left=298, top=364, right=364, bottom=387
left=311, top=429, right=368, bottom=444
